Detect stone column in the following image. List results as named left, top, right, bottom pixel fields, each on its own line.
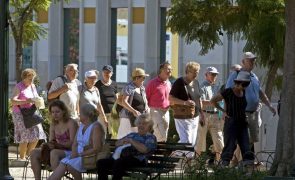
left=95, top=0, right=111, bottom=70
left=48, top=1, right=64, bottom=79
left=144, top=0, right=161, bottom=78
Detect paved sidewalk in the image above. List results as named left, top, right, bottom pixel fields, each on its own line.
left=9, top=152, right=35, bottom=180
left=8, top=152, right=98, bottom=180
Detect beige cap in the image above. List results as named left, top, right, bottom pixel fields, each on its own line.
left=132, top=68, right=149, bottom=78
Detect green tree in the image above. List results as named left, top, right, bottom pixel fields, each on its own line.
left=8, top=0, right=70, bottom=82
left=270, top=0, right=295, bottom=176
left=167, top=0, right=285, bottom=99
left=8, top=0, right=50, bottom=81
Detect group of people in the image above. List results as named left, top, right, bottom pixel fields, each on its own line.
left=10, top=51, right=277, bottom=179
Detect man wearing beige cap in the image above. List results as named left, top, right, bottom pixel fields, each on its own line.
left=226, top=52, right=276, bottom=158
left=117, top=68, right=150, bottom=138
left=195, top=66, right=224, bottom=161
left=48, top=63, right=81, bottom=119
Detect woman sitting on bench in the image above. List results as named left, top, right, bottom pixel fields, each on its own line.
left=97, top=113, right=157, bottom=180
left=30, top=100, right=78, bottom=179
left=48, top=103, right=105, bottom=180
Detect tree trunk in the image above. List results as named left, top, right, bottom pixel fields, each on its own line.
left=264, top=62, right=279, bottom=100
left=15, top=39, right=23, bottom=82
left=270, top=0, right=295, bottom=177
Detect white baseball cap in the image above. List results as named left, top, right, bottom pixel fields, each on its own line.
left=206, top=66, right=219, bottom=74
left=85, top=70, right=98, bottom=78
left=243, top=52, right=257, bottom=59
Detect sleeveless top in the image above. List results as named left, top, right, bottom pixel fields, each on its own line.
left=55, top=130, right=70, bottom=144
left=76, top=122, right=98, bottom=153
left=12, top=82, right=37, bottom=113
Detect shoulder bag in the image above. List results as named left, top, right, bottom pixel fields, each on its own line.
left=171, top=79, right=195, bottom=119
left=19, top=86, right=44, bottom=129
left=82, top=143, right=111, bottom=170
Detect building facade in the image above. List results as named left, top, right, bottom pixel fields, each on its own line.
left=8, top=0, right=279, bottom=163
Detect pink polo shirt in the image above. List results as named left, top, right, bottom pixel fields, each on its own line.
left=146, top=76, right=171, bottom=109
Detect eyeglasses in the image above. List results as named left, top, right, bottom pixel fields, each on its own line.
left=137, top=76, right=145, bottom=80
left=235, top=81, right=250, bottom=88
left=164, top=68, right=173, bottom=71
left=209, top=73, right=218, bottom=76
left=189, top=71, right=199, bottom=75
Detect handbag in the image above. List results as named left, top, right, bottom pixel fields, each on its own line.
left=82, top=143, right=111, bottom=170
left=40, top=141, right=70, bottom=167
left=19, top=85, right=44, bottom=129
left=40, top=143, right=51, bottom=166
left=19, top=104, right=44, bottom=128
left=171, top=79, right=196, bottom=119
left=171, top=104, right=195, bottom=119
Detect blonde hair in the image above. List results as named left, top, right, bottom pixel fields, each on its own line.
left=185, top=62, right=200, bottom=74
left=21, top=68, right=37, bottom=80
left=65, top=63, right=78, bottom=71
left=80, top=103, right=98, bottom=123
left=134, top=113, right=154, bottom=132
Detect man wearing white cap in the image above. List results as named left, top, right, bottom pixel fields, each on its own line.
left=48, top=63, right=81, bottom=119
left=225, top=52, right=276, bottom=156
left=195, top=66, right=224, bottom=161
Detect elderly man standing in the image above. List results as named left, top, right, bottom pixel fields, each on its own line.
left=48, top=63, right=81, bottom=120
left=146, top=62, right=172, bottom=142
left=195, top=67, right=224, bottom=161
left=225, top=52, right=276, bottom=155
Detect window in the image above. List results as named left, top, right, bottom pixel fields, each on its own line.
left=111, top=8, right=128, bottom=83
left=64, top=8, right=79, bottom=65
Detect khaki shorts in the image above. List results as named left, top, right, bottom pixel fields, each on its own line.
left=246, top=111, right=260, bottom=143
left=195, top=113, right=224, bottom=153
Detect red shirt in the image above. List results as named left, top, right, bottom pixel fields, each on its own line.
left=146, top=77, right=171, bottom=109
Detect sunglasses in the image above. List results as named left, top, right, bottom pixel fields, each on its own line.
left=235, top=81, right=250, bottom=87
left=137, top=76, right=145, bottom=80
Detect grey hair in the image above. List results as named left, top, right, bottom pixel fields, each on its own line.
left=65, top=63, right=78, bottom=71
left=80, top=103, right=98, bottom=123
left=134, top=113, right=154, bottom=132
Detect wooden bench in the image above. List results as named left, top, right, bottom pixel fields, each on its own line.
left=84, top=139, right=195, bottom=179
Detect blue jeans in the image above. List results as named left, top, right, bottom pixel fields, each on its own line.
left=221, top=117, right=254, bottom=165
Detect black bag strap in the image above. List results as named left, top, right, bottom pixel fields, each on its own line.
left=182, top=78, right=192, bottom=100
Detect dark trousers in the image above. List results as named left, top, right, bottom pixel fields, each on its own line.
left=221, top=117, right=254, bottom=165
left=97, top=156, right=145, bottom=180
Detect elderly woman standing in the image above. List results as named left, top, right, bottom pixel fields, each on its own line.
left=79, top=70, right=108, bottom=131
left=117, top=68, right=149, bottom=139
left=48, top=103, right=105, bottom=180
left=97, top=113, right=157, bottom=180
left=11, top=68, right=47, bottom=160
left=169, top=62, right=205, bottom=145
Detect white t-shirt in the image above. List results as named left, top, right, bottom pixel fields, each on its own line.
left=49, top=76, right=81, bottom=119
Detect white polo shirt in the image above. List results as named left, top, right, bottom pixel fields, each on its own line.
left=49, top=76, right=81, bottom=119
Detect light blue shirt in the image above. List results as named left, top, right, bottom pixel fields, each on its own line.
left=200, top=80, right=220, bottom=112
left=225, top=70, right=261, bottom=111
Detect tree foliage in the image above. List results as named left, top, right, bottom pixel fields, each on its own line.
left=8, top=0, right=51, bottom=81
left=167, top=0, right=285, bottom=98
left=8, top=0, right=70, bottom=82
